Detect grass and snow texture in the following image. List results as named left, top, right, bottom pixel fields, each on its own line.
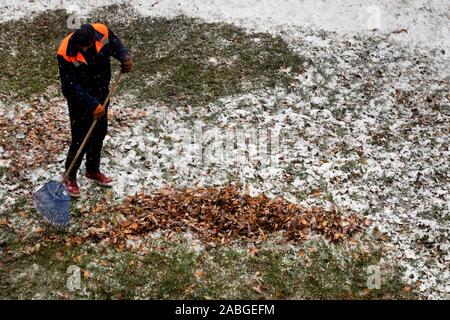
left=0, top=3, right=449, bottom=299
left=0, top=0, right=449, bottom=53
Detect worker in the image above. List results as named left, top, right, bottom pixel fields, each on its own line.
left=57, top=23, right=133, bottom=197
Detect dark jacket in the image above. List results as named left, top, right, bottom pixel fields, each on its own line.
left=57, top=23, right=128, bottom=113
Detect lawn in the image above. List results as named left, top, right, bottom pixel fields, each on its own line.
left=1, top=4, right=448, bottom=299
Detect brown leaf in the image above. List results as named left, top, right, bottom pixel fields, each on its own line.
left=55, top=251, right=65, bottom=261
left=392, top=28, right=408, bottom=34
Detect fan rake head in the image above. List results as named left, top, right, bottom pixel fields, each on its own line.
left=33, top=181, right=70, bottom=227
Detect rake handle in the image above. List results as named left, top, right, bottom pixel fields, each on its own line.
left=56, top=71, right=122, bottom=193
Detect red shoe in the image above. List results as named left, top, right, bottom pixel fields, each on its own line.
left=64, top=179, right=81, bottom=198
left=86, top=171, right=113, bottom=187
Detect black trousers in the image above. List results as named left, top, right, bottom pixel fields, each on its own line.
left=65, top=97, right=109, bottom=181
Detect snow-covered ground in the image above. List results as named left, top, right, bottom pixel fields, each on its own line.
left=25, top=45, right=450, bottom=297
left=0, top=0, right=449, bottom=53
left=1, top=0, right=449, bottom=298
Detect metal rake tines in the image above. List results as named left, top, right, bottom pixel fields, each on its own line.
left=33, top=181, right=71, bottom=227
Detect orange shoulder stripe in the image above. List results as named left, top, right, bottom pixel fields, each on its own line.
left=92, top=23, right=110, bottom=53
left=57, top=33, right=73, bottom=60
left=57, top=32, right=87, bottom=65
left=92, top=23, right=109, bottom=38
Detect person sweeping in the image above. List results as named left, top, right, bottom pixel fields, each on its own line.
left=57, top=23, right=133, bottom=197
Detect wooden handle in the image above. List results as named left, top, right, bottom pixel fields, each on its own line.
left=60, top=71, right=122, bottom=185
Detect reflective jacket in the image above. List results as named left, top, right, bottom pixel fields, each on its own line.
left=57, top=23, right=128, bottom=112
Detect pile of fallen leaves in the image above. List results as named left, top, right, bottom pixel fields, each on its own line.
left=80, top=185, right=369, bottom=250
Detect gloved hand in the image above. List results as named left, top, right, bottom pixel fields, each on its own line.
left=121, top=54, right=133, bottom=73
left=93, top=104, right=105, bottom=119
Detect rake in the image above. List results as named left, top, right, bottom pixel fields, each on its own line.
left=33, top=71, right=122, bottom=227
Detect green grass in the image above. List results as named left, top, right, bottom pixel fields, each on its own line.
left=0, top=4, right=306, bottom=108
left=98, top=3, right=306, bottom=108
left=0, top=236, right=418, bottom=299
left=0, top=241, right=85, bottom=299
left=0, top=10, right=68, bottom=99
left=0, top=183, right=415, bottom=300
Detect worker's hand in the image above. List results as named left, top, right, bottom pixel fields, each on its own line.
left=121, top=54, right=133, bottom=73
left=93, top=104, right=105, bottom=119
